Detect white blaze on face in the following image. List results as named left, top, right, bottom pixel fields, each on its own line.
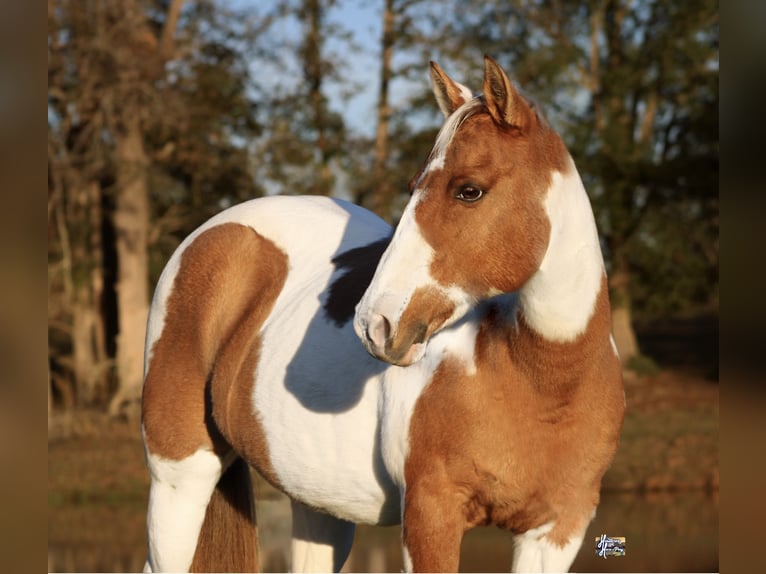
left=424, top=97, right=482, bottom=178
left=354, top=196, right=471, bottom=363
left=354, top=192, right=433, bottom=349
left=354, top=99, right=485, bottom=362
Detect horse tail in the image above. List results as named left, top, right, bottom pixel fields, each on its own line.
left=190, top=457, right=259, bottom=573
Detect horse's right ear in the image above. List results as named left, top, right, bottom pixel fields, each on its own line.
left=430, top=61, right=473, bottom=118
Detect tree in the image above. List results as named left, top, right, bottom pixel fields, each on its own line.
left=48, top=0, right=266, bottom=414
left=369, top=0, right=396, bottom=214
left=93, top=0, right=187, bottom=416
left=254, top=0, right=352, bottom=197
left=48, top=0, right=127, bottom=408
left=365, top=0, right=428, bottom=216
left=575, top=0, right=718, bottom=362
left=353, top=0, right=449, bottom=219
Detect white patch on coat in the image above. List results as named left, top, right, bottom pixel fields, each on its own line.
left=402, top=544, right=414, bottom=573
left=511, top=514, right=591, bottom=572
left=144, top=445, right=231, bottom=572
left=290, top=500, right=355, bottom=572
left=511, top=521, right=554, bottom=572
left=425, top=98, right=483, bottom=177
left=431, top=98, right=483, bottom=168
left=519, top=157, right=605, bottom=342
left=537, top=533, right=587, bottom=573
left=144, top=196, right=384, bottom=370
left=512, top=531, right=585, bottom=573
left=355, top=192, right=433, bottom=334
left=229, top=197, right=400, bottom=525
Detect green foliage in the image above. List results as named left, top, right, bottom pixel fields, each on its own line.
left=143, top=1, right=267, bottom=268
left=251, top=0, right=355, bottom=197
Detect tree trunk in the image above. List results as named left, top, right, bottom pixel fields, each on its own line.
left=72, top=179, right=107, bottom=406
left=609, top=253, right=639, bottom=365
left=371, top=0, right=395, bottom=217
left=303, top=0, right=333, bottom=195
left=72, top=297, right=101, bottom=405
left=587, top=1, right=640, bottom=366
left=109, top=111, right=150, bottom=417
left=106, top=0, right=185, bottom=416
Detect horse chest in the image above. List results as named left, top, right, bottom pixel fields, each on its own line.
left=398, top=357, right=593, bottom=529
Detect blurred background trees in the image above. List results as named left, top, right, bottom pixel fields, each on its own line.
left=48, top=0, right=718, bottom=418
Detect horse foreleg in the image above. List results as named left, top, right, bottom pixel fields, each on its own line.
left=511, top=519, right=589, bottom=573
left=401, top=484, right=464, bottom=572
left=290, top=500, right=355, bottom=572
left=143, top=449, right=226, bottom=572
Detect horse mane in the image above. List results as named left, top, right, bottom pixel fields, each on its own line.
left=431, top=88, right=550, bottom=166
left=431, top=97, right=484, bottom=163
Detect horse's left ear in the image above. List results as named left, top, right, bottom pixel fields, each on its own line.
left=482, top=55, right=533, bottom=131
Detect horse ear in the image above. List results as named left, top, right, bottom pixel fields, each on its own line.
left=482, top=55, right=532, bottom=130
left=430, top=61, right=473, bottom=118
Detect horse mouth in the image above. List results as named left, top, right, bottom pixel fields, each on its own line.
left=377, top=340, right=427, bottom=367
left=359, top=321, right=429, bottom=367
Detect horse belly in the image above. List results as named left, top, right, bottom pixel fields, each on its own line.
left=253, top=303, right=397, bottom=524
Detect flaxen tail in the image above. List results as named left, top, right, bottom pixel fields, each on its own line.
left=189, top=457, right=259, bottom=572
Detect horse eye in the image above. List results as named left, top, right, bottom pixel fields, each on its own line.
left=455, top=185, right=484, bottom=203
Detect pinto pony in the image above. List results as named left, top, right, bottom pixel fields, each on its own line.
left=141, top=56, right=624, bottom=573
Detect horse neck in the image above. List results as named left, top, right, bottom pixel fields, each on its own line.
left=517, top=157, right=607, bottom=348
left=509, top=274, right=612, bottom=386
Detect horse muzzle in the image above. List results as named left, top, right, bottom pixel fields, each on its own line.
left=355, top=311, right=428, bottom=366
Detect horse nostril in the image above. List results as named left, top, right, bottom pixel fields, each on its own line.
left=367, top=313, right=391, bottom=351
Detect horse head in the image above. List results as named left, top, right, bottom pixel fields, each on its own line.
left=355, top=56, right=578, bottom=366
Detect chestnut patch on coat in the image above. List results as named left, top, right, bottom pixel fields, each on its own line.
left=324, top=237, right=390, bottom=327
left=142, top=223, right=287, bottom=489
left=403, top=276, right=624, bottom=567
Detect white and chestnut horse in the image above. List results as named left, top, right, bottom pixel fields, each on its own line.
left=141, top=56, right=624, bottom=573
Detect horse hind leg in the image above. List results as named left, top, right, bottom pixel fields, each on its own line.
left=290, top=500, right=355, bottom=572
left=142, top=222, right=285, bottom=571
left=143, top=448, right=228, bottom=572
left=141, top=352, right=248, bottom=572
left=143, top=449, right=258, bottom=573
